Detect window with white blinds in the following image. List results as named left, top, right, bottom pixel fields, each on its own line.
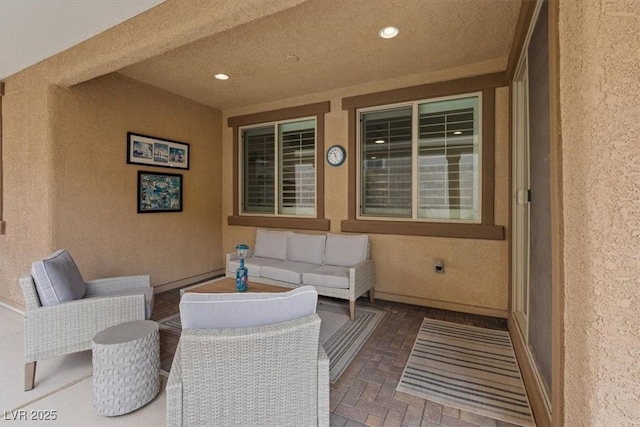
left=361, top=107, right=412, bottom=217
left=241, top=118, right=316, bottom=216
left=359, top=93, right=481, bottom=222
left=243, top=126, right=275, bottom=213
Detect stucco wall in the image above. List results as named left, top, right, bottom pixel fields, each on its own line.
left=0, top=73, right=223, bottom=307
left=51, top=73, right=223, bottom=285
left=559, top=0, right=640, bottom=425
left=221, top=63, right=510, bottom=317
left=0, top=0, right=308, bottom=310
left=0, top=73, right=56, bottom=307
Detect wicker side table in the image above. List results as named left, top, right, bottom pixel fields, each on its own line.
left=92, top=320, right=160, bottom=416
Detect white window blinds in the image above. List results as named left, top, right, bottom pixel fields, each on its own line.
left=359, top=94, right=480, bottom=222
left=243, top=126, right=275, bottom=214
left=242, top=118, right=316, bottom=216
left=418, top=97, right=479, bottom=221
left=361, top=107, right=412, bottom=217
left=279, top=120, right=315, bottom=215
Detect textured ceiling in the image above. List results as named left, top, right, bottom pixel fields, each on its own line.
left=0, top=0, right=166, bottom=80
left=118, top=0, right=521, bottom=110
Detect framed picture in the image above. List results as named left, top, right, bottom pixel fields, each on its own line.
left=127, top=132, right=190, bottom=170
left=138, top=171, right=183, bottom=213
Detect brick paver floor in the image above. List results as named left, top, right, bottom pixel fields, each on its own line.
left=153, top=288, right=525, bottom=427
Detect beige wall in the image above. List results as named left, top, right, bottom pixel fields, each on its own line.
left=0, top=72, right=223, bottom=308
left=0, top=0, right=637, bottom=423
left=559, top=0, right=640, bottom=425
left=222, top=63, right=510, bottom=318
left=0, top=73, right=56, bottom=307
left=0, top=0, right=306, bottom=310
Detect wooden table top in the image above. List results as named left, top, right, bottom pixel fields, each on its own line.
left=181, top=277, right=290, bottom=295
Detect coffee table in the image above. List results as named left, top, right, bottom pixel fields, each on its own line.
left=180, top=276, right=290, bottom=296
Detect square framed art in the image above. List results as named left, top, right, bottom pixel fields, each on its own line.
left=138, top=171, right=183, bottom=213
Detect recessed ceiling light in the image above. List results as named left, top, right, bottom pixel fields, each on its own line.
left=214, top=73, right=230, bottom=80
left=374, top=139, right=385, bottom=144
left=379, top=26, right=399, bottom=39
left=453, top=131, right=462, bottom=135
left=371, top=156, right=377, bottom=159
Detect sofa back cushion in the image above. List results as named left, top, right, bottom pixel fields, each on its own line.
left=180, top=285, right=318, bottom=329
left=31, top=249, right=86, bottom=306
left=287, top=233, right=326, bottom=265
left=324, top=234, right=369, bottom=267
left=253, top=229, right=289, bottom=260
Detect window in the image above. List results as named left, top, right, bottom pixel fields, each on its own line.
left=341, top=73, right=505, bottom=239
left=359, top=94, right=481, bottom=222
left=241, top=118, right=316, bottom=216
left=228, top=102, right=330, bottom=231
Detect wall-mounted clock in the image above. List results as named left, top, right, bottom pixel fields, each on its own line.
left=326, top=145, right=346, bottom=167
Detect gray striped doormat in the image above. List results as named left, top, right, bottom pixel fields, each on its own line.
left=397, top=318, right=534, bottom=426
left=319, top=300, right=386, bottom=383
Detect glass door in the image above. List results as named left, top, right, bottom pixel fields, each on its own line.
left=512, top=55, right=530, bottom=338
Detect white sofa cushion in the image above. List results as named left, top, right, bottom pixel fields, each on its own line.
left=31, top=249, right=86, bottom=306
left=227, top=256, right=280, bottom=277
left=324, top=234, right=369, bottom=267
left=179, top=285, right=317, bottom=329
left=303, top=265, right=350, bottom=289
left=287, top=233, right=326, bottom=265
left=261, top=261, right=320, bottom=284
left=253, top=229, right=289, bottom=260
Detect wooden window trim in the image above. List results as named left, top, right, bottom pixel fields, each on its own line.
left=228, top=101, right=331, bottom=231
left=341, top=74, right=505, bottom=240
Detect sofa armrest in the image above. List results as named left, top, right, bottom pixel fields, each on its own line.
left=166, top=345, right=184, bottom=427
left=349, top=259, right=375, bottom=300
left=318, top=344, right=330, bottom=427
left=85, top=275, right=150, bottom=297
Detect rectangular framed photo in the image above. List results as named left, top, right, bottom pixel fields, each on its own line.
left=138, top=171, right=183, bottom=213
left=127, top=132, right=190, bottom=170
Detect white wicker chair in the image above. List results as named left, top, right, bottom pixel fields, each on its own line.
left=19, top=274, right=150, bottom=391
left=166, top=313, right=330, bottom=427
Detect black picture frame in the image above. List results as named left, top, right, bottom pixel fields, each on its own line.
left=137, top=171, right=183, bottom=213
left=127, top=132, right=190, bottom=170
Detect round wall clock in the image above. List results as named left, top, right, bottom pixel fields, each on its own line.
left=326, top=145, right=346, bottom=167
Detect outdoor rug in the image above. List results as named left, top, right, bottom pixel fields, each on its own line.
left=159, top=298, right=386, bottom=383
left=397, top=318, right=534, bottom=426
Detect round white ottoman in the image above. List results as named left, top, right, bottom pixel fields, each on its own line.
left=92, top=320, right=160, bottom=416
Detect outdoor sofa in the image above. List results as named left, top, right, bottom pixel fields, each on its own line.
left=226, top=230, right=375, bottom=319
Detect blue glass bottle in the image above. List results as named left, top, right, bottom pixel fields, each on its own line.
left=235, top=244, right=249, bottom=292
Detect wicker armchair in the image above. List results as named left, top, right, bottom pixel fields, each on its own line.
left=19, top=273, right=150, bottom=391
left=166, top=314, right=330, bottom=427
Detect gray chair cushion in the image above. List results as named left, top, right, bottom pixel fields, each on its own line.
left=31, top=249, right=86, bottom=306
left=302, top=265, right=350, bottom=289
left=323, top=234, right=369, bottom=267
left=253, top=229, right=290, bottom=260
left=179, top=285, right=318, bottom=329
left=287, top=233, right=326, bottom=265
left=260, top=261, right=320, bottom=285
